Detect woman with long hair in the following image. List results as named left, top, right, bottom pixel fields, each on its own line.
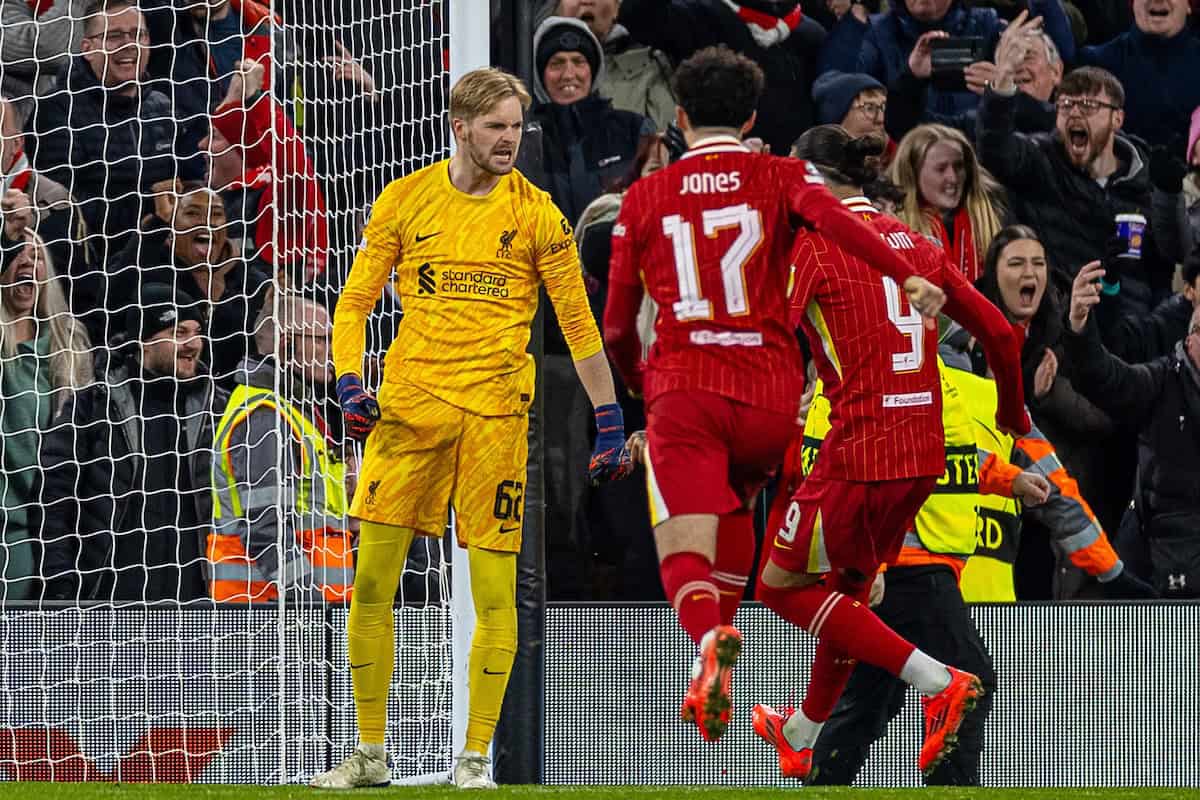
left=976, top=225, right=1133, bottom=589
left=0, top=226, right=92, bottom=601
left=889, top=124, right=1005, bottom=284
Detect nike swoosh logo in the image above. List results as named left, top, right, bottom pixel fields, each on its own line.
left=499, top=525, right=521, bottom=534
left=482, top=668, right=507, bottom=675
left=415, top=231, right=441, bottom=242
left=350, top=662, right=374, bottom=670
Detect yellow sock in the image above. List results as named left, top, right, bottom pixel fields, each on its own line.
left=347, top=520, right=414, bottom=746
left=464, top=547, right=517, bottom=754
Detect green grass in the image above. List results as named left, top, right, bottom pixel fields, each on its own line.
left=0, top=786, right=1196, bottom=800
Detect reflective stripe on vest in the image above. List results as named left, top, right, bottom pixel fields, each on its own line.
left=209, top=384, right=352, bottom=603
left=948, top=366, right=1023, bottom=602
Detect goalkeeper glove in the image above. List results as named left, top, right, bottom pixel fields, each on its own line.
left=336, top=374, right=381, bottom=441
left=589, top=403, right=634, bottom=485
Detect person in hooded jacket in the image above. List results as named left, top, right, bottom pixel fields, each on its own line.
left=530, top=18, right=652, bottom=601
left=530, top=16, right=654, bottom=226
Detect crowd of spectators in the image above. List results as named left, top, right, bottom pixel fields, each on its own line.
left=530, top=0, right=1200, bottom=602
left=1, top=0, right=1199, bottom=605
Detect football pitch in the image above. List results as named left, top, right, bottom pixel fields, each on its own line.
left=0, top=786, right=1197, bottom=799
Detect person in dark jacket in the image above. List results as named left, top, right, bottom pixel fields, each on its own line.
left=820, top=0, right=1074, bottom=120
left=40, top=285, right=225, bottom=603
left=1078, top=0, right=1200, bottom=148
left=976, top=225, right=1132, bottom=582
left=531, top=16, right=653, bottom=225
left=1, top=96, right=99, bottom=332
left=1065, top=261, right=1200, bottom=598
left=977, top=65, right=1183, bottom=317
left=618, top=0, right=827, bottom=154
left=109, top=184, right=271, bottom=383
left=23, top=0, right=200, bottom=295
left=885, top=11, right=1060, bottom=141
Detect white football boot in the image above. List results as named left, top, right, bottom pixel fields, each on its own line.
left=309, top=746, right=391, bottom=788
left=453, top=750, right=497, bottom=790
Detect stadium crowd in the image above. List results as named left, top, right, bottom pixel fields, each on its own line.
left=0, top=0, right=1197, bottom=606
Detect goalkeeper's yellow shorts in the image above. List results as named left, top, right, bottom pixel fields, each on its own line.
left=351, top=377, right=527, bottom=553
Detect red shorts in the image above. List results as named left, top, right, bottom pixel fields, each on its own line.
left=765, top=460, right=936, bottom=577
left=644, top=390, right=795, bottom=523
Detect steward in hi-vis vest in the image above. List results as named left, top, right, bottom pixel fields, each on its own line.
left=210, top=352, right=353, bottom=604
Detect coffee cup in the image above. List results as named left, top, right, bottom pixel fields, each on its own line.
left=1115, top=213, right=1146, bottom=259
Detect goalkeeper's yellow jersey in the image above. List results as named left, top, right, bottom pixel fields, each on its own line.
left=333, top=160, right=603, bottom=417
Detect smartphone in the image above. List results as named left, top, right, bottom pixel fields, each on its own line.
left=929, top=36, right=988, bottom=93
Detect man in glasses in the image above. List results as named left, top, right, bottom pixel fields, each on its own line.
left=810, top=71, right=898, bottom=166
left=24, top=0, right=201, bottom=285
left=977, top=56, right=1183, bottom=322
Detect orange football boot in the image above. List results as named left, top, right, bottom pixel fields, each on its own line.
left=680, top=625, right=742, bottom=741
left=751, top=704, right=813, bottom=780
left=919, top=666, right=984, bottom=777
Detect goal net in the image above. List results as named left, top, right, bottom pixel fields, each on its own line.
left=0, top=0, right=480, bottom=785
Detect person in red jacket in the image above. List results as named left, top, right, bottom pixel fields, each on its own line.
left=203, top=58, right=329, bottom=284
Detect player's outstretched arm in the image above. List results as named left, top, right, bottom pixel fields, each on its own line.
left=332, top=182, right=402, bottom=440
left=941, top=270, right=1030, bottom=436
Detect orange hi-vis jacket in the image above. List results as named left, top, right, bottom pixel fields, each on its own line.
left=209, top=382, right=353, bottom=603
left=950, top=365, right=1122, bottom=601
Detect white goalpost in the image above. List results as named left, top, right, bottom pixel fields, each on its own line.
left=0, top=0, right=487, bottom=786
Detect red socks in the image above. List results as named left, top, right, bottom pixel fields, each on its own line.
left=712, top=510, right=756, bottom=625
left=756, top=578, right=916, bottom=692
left=659, top=551, right=720, bottom=645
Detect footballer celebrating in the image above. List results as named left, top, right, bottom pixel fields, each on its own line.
left=312, top=68, right=632, bottom=790
left=750, top=125, right=1030, bottom=781
left=603, top=46, right=945, bottom=745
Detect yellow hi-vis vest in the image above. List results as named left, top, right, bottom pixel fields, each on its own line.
left=948, top=367, right=1021, bottom=602
left=209, top=384, right=353, bottom=603
left=801, top=357, right=978, bottom=558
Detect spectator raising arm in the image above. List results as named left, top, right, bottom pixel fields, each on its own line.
left=1061, top=260, right=1166, bottom=422
left=211, top=59, right=330, bottom=279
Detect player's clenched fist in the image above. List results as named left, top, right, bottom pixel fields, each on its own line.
left=336, top=374, right=381, bottom=441
left=589, top=404, right=634, bottom=485
left=902, top=275, right=946, bottom=326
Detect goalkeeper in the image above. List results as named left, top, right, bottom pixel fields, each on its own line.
left=311, top=67, right=632, bottom=791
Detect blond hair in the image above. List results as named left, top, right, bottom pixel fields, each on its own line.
left=450, top=67, right=531, bottom=122
left=888, top=124, right=1005, bottom=262
left=0, top=229, right=93, bottom=412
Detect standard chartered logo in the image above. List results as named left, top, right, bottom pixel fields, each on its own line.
left=439, top=268, right=510, bottom=298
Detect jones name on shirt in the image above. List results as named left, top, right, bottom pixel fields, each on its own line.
left=680, top=171, right=742, bottom=195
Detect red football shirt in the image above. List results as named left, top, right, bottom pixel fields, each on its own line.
left=790, top=196, right=1028, bottom=482
left=605, top=137, right=921, bottom=417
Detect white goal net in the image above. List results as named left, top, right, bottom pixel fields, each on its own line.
left=0, top=0, right=479, bottom=785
